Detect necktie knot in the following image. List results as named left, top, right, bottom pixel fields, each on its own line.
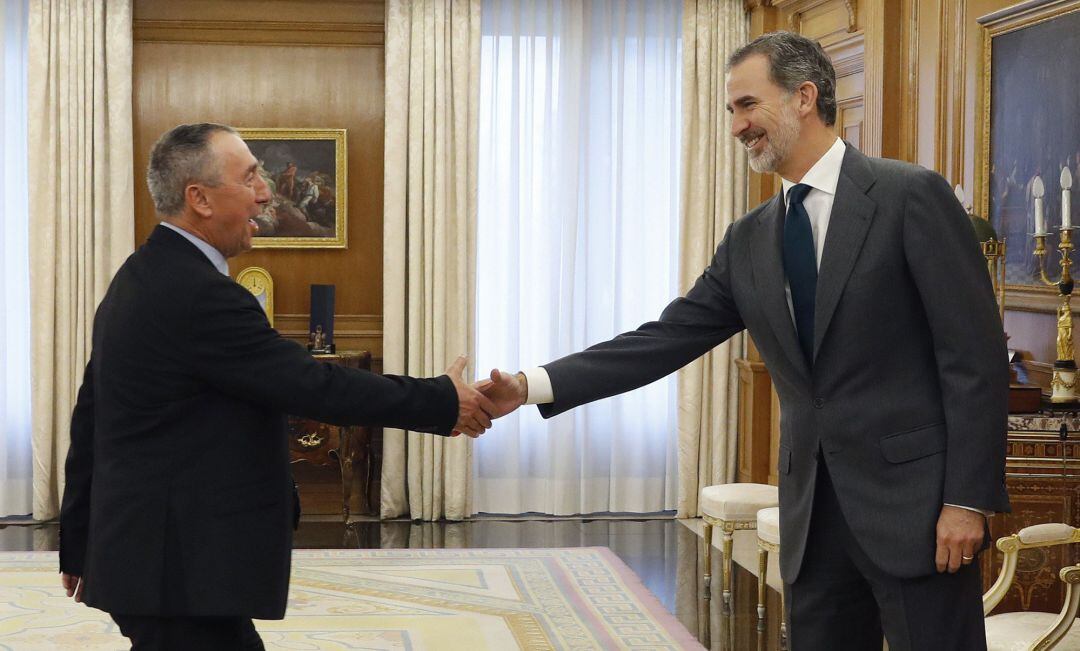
left=787, top=183, right=812, bottom=207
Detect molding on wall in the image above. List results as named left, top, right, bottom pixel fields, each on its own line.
left=900, top=0, right=920, bottom=162
left=862, top=0, right=886, bottom=157
left=276, top=313, right=384, bottom=363
left=1002, top=289, right=1078, bottom=315
left=134, top=20, right=384, bottom=47
left=950, top=1, right=967, bottom=186
left=776, top=0, right=857, bottom=41
left=933, top=0, right=951, bottom=176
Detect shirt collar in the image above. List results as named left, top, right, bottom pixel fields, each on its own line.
left=160, top=221, right=230, bottom=276
left=781, top=137, right=846, bottom=204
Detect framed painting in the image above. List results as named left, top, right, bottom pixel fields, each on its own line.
left=238, top=128, right=347, bottom=249
left=979, top=1, right=1080, bottom=306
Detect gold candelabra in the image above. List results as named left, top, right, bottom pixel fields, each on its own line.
left=1031, top=167, right=1077, bottom=403
left=1033, top=226, right=1078, bottom=403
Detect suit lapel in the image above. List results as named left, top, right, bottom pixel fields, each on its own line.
left=750, top=194, right=811, bottom=381
left=812, top=147, right=878, bottom=362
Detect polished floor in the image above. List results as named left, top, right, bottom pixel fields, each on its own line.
left=0, top=516, right=785, bottom=650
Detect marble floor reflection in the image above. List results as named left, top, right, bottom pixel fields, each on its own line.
left=0, top=516, right=785, bottom=650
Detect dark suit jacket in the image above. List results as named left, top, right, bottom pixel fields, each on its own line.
left=536, top=145, right=1010, bottom=582
left=59, top=225, right=458, bottom=618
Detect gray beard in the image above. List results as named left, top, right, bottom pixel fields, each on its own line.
left=746, top=104, right=801, bottom=174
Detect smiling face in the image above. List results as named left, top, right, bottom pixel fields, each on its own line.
left=196, top=132, right=271, bottom=257
left=725, top=54, right=805, bottom=176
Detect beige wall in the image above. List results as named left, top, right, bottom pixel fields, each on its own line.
left=133, top=0, right=386, bottom=364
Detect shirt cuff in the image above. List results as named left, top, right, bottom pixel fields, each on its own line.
left=521, top=367, right=554, bottom=404
left=944, top=503, right=993, bottom=517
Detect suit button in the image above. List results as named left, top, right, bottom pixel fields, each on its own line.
left=813, top=397, right=825, bottom=409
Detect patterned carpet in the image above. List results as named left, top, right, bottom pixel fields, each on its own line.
left=0, top=547, right=702, bottom=650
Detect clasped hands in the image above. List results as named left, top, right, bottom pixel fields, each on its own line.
left=446, top=359, right=529, bottom=437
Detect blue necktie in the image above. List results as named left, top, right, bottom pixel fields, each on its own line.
left=783, top=183, right=816, bottom=364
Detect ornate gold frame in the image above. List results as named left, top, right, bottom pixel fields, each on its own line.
left=238, top=128, right=347, bottom=249
left=977, top=0, right=1080, bottom=309
left=236, top=266, right=274, bottom=327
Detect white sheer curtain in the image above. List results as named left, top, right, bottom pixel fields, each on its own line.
left=474, top=0, right=683, bottom=515
left=0, top=0, right=32, bottom=517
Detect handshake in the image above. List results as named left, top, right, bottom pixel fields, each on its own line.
left=444, top=356, right=529, bottom=438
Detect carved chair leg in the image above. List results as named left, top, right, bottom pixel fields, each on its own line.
left=703, top=521, right=713, bottom=599
left=722, top=530, right=735, bottom=606
left=757, top=546, right=768, bottom=621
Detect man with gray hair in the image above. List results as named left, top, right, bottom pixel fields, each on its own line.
left=480, top=31, right=1007, bottom=649
left=58, top=123, right=496, bottom=649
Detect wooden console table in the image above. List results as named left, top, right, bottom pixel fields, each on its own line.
left=983, top=410, right=1080, bottom=614
left=287, top=351, right=376, bottom=520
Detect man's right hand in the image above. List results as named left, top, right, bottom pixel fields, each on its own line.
left=61, top=573, right=84, bottom=603
left=477, top=369, right=528, bottom=418
left=445, top=356, right=497, bottom=437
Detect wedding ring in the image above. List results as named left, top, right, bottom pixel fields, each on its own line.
left=962, top=555, right=974, bottom=561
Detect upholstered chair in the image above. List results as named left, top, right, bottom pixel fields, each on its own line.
left=983, top=523, right=1080, bottom=651
left=700, top=483, right=779, bottom=604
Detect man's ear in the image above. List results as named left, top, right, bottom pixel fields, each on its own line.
left=796, top=81, right=819, bottom=119
left=185, top=183, right=212, bottom=219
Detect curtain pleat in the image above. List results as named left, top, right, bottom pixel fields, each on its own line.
left=28, top=0, right=133, bottom=521
left=675, top=0, right=749, bottom=518
left=382, top=0, right=481, bottom=521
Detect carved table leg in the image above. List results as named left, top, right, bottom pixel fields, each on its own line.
left=337, top=426, right=355, bottom=522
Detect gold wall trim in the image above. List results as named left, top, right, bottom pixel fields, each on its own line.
left=950, top=1, right=966, bottom=187
left=933, top=0, right=952, bottom=175
left=776, top=0, right=857, bottom=41
left=900, top=0, right=919, bottom=162
left=134, top=20, right=384, bottom=47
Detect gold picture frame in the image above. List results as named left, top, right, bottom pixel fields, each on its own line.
left=977, top=1, right=1080, bottom=310
left=238, top=128, right=347, bottom=249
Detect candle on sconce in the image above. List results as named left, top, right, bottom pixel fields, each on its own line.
left=1033, top=175, right=1046, bottom=233
left=1063, top=166, right=1074, bottom=229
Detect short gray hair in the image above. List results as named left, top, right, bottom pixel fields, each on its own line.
left=727, top=31, right=837, bottom=127
left=146, top=123, right=237, bottom=216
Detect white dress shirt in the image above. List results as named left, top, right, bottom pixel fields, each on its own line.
left=160, top=221, right=230, bottom=277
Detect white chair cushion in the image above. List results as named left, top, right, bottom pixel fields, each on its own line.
left=757, top=507, right=780, bottom=545
left=1018, top=522, right=1077, bottom=546
left=985, top=611, right=1080, bottom=651
left=700, top=483, right=779, bottom=521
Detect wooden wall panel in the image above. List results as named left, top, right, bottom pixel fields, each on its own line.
left=133, top=0, right=385, bottom=358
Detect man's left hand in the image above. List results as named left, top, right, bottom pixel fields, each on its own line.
left=61, top=572, right=84, bottom=603
left=935, top=505, right=985, bottom=573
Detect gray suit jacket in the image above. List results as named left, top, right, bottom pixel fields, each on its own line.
left=537, top=145, right=1010, bottom=581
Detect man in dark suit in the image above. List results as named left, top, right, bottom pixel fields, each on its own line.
left=480, top=32, right=1008, bottom=650
left=58, top=123, right=496, bottom=650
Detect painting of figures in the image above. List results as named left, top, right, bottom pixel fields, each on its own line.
left=983, top=5, right=1080, bottom=292
left=238, top=129, right=347, bottom=248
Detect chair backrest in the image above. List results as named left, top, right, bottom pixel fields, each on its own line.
left=983, top=523, right=1080, bottom=651
left=984, top=523, right=1080, bottom=616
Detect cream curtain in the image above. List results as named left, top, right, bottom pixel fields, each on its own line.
left=382, top=0, right=481, bottom=521
left=29, top=0, right=134, bottom=520
left=675, top=0, right=749, bottom=518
